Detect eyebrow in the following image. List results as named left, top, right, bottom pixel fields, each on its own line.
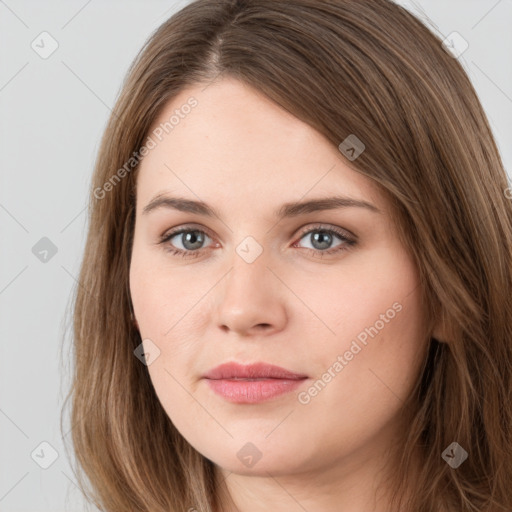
left=141, top=194, right=381, bottom=219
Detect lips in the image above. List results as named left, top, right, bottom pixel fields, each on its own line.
left=202, top=362, right=308, bottom=403
left=202, top=361, right=307, bottom=380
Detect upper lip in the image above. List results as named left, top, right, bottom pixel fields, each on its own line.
left=202, top=362, right=308, bottom=380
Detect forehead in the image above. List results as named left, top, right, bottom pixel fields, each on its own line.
left=135, top=78, right=385, bottom=217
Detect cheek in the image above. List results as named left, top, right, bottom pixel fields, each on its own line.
left=129, top=243, right=187, bottom=338
left=293, top=284, right=425, bottom=461
left=293, top=247, right=421, bottom=342
left=130, top=255, right=201, bottom=430
left=129, top=261, right=162, bottom=337
left=316, top=280, right=424, bottom=418
left=129, top=248, right=207, bottom=380
left=305, top=249, right=425, bottom=400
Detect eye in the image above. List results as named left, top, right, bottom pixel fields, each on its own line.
left=158, top=224, right=356, bottom=259
left=159, top=227, right=215, bottom=259
left=293, top=225, right=356, bottom=257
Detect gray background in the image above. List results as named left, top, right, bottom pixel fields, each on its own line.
left=1, top=1, right=510, bottom=510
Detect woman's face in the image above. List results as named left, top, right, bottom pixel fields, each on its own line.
left=129, top=77, right=427, bottom=477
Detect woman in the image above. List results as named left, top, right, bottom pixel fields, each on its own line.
left=64, top=1, right=512, bottom=511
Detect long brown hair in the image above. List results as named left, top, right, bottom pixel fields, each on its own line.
left=62, top=1, right=512, bottom=510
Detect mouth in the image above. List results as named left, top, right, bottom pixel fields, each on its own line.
left=202, top=361, right=307, bottom=380
left=202, top=362, right=308, bottom=403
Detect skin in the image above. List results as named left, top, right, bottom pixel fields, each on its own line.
left=129, top=77, right=434, bottom=512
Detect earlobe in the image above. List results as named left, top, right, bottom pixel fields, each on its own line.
left=131, top=313, right=139, bottom=331
left=129, top=300, right=139, bottom=331
left=431, top=311, right=450, bottom=344
left=431, top=327, right=447, bottom=344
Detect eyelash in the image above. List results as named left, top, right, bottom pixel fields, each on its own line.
left=158, top=224, right=356, bottom=260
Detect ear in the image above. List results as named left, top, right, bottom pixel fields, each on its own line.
left=431, top=309, right=450, bottom=343
left=129, top=301, right=139, bottom=331
left=432, top=325, right=446, bottom=343
left=130, top=310, right=139, bottom=331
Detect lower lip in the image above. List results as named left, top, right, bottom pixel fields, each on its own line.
left=204, top=378, right=307, bottom=403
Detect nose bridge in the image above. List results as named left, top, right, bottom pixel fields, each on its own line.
left=225, top=235, right=273, bottom=302
left=213, top=235, right=287, bottom=334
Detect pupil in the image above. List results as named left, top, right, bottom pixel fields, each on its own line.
left=183, top=231, right=204, bottom=250
left=312, top=231, right=331, bottom=250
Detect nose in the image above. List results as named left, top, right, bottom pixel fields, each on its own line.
left=213, top=250, right=288, bottom=337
